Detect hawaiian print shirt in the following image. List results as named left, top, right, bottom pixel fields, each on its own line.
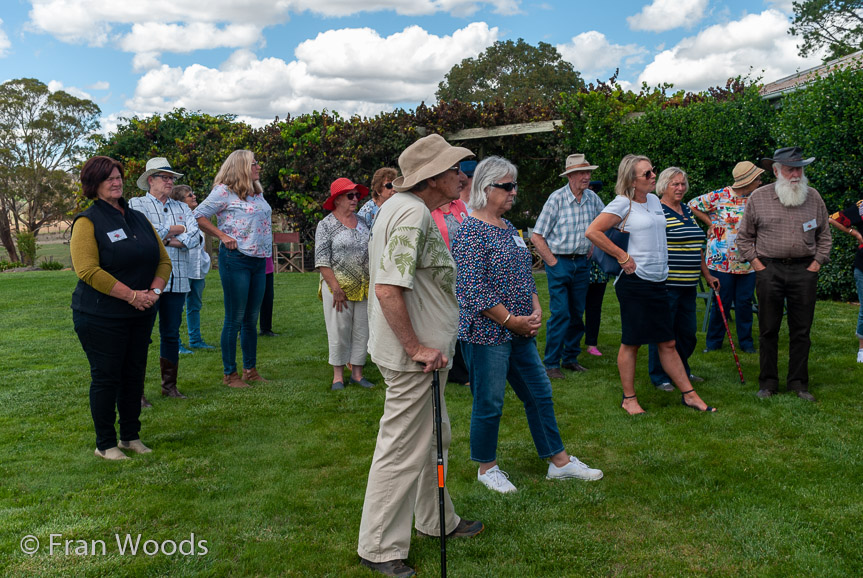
left=688, top=186, right=752, bottom=274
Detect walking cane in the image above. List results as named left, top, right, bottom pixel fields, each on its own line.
left=714, top=290, right=745, bottom=384
left=431, top=370, right=447, bottom=577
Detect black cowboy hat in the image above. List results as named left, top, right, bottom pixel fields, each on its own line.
left=760, top=146, right=815, bottom=170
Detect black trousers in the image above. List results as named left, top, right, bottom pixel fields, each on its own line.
left=74, top=310, right=156, bottom=450
left=583, top=282, right=607, bottom=347
left=755, top=261, right=818, bottom=392
left=259, top=272, right=274, bottom=333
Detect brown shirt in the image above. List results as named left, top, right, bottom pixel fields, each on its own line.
left=737, top=182, right=832, bottom=264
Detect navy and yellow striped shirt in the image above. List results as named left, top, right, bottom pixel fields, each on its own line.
left=663, top=204, right=706, bottom=287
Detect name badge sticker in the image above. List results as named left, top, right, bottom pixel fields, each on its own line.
left=802, top=218, right=817, bottom=232
left=513, top=235, right=527, bottom=248
left=107, top=228, right=128, bottom=242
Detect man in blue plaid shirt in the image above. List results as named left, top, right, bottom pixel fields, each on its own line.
left=531, top=154, right=605, bottom=379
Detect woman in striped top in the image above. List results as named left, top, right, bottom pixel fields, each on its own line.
left=648, top=167, right=719, bottom=390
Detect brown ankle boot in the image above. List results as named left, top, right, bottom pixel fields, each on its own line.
left=242, top=368, right=268, bottom=382
left=160, top=358, right=187, bottom=398
left=141, top=395, right=152, bottom=408
left=223, top=372, right=251, bottom=388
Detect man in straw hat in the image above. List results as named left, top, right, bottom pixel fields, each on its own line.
left=129, top=157, right=200, bottom=407
left=358, top=134, right=483, bottom=577
left=531, top=153, right=605, bottom=379
left=738, top=147, right=832, bottom=402
left=689, top=161, right=764, bottom=356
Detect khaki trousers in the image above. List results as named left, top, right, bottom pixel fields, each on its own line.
left=321, top=290, right=369, bottom=367
left=357, top=367, right=459, bottom=563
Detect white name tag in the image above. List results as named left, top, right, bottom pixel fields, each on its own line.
left=513, top=235, right=527, bottom=248
left=802, top=218, right=817, bottom=232
left=107, top=228, right=127, bottom=242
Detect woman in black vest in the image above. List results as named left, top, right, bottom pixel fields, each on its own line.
left=71, top=156, right=171, bottom=460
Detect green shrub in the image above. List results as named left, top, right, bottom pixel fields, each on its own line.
left=39, top=257, right=64, bottom=271
left=0, top=260, right=26, bottom=271
left=15, top=231, right=38, bottom=266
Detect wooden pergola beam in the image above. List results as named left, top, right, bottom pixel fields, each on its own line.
left=445, top=120, right=563, bottom=141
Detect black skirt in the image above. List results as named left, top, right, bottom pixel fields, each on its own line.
left=614, top=273, right=675, bottom=345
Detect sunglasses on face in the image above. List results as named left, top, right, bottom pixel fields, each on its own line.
left=384, top=182, right=393, bottom=190
left=344, top=192, right=361, bottom=200
left=490, top=182, right=518, bottom=192
left=641, top=169, right=656, bottom=179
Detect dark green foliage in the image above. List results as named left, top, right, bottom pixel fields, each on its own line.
left=435, top=39, right=583, bottom=105
left=15, top=230, right=37, bottom=265
left=39, top=257, right=64, bottom=270
left=0, top=259, right=25, bottom=270
left=790, top=0, right=863, bottom=61
left=774, top=66, right=863, bottom=299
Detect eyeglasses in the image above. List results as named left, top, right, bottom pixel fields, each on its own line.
left=449, top=166, right=461, bottom=173
left=640, top=169, right=656, bottom=179
left=384, top=183, right=393, bottom=190
left=186, top=193, right=195, bottom=198
left=344, top=192, right=361, bottom=200
left=154, top=174, right=176, bottom=182
left=490, top=182, right=518, bottom=192
left=251, top=161, right=260, bottom=166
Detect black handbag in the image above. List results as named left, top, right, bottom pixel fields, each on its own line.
left=590, top=200, right=632, bottom=276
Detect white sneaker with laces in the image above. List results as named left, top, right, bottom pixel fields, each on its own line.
left=857, top=349, right=863, bottom=363
left=477, top=465, right=517, bottom=494
left=547, top=455, right=603, bottom=481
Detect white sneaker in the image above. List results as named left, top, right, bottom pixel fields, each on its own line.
left=547, top=455, right=603, bottom=481
left=477, top=465, right=517, bottom=494
left=857, top=349, right=863, bottom=363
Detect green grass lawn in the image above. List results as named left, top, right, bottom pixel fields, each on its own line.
left=1, top=270, right=861, bottom=576
left=2, top=241, right=73, bottom=268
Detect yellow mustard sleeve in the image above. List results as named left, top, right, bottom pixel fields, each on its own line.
left=69, top=217, right=119, bottom=295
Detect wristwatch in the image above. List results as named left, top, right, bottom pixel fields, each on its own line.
left=151, top=288, right=162, bottom=296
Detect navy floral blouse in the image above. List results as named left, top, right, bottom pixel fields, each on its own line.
left=452, top=217, right=537, bottom=345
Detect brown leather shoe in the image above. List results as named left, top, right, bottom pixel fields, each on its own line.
left=242, top=368, right=268, bottom=382
left=562, top=362, right=588, bottom=372
left=160, top=358, right=187, bottom=398
left=546, top=368, right=565, bottom=379
left=141, top=395, right=153, bottom=408
left=223, top=372, right=251, bottom=388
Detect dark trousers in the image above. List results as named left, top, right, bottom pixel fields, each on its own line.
left=755, top=262, right=818, bottom=392
left=259, top=272, right=274, bottom=333
left=156, top=292, right=187, bottom=363
left=648, top=286, right=697, bottom=384
left=706, top=270, right=755, bottom=350
left=74, top=310, right=156, bottom=450
left=583, top=282, right=607, bottom=347
left=447, top=341, right=470, bottom=385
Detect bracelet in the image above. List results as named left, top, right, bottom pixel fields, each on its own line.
left=502, top=313, right=512, bottom=327
left=128, top=291, right=137, bottom=304
left=617, top=254, right=631, bottom=265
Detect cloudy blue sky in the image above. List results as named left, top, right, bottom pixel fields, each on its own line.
left=0, top=0, right=821, bottom=133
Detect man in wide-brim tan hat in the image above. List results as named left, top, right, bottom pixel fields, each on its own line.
left=689, top=160, right=764, bottom=356
left=531, top=153, right=605, bottom=379
left=358, top=134, right=483, bottom=578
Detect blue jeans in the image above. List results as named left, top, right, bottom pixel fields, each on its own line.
left=185, top=277, right=207, bottom=346
left=218, top=246, right=266, bottom=375
left=543, top=256, right=589, bottom=368
left=706, top=270, right=755, bottom=350
left=855, top=268, right=863, bottom=340
left=155, top=292, right=187, bottom=363
left=463, top=336, right=565, bottom=463
left=648, top=286, right=697, bottom=384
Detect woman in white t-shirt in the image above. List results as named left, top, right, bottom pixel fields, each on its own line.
left=586, top=154, right=716, bottom=415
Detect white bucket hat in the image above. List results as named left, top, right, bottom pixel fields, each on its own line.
left=137, top=157, right=184, bottom=191
left=560, top=153, right=599, bottom=177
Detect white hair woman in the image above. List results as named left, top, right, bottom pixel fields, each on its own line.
left=586, top=154, right=717, bottom=415
left=452, top=156, right=603, bottom=493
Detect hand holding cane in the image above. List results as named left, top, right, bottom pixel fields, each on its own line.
left=431, top=370, right=447, bottom=577
left=714, top=290, right=745, bottom=384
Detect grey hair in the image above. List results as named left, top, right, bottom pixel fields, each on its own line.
left=615, top=154, right=651, bottom=200
left=656, top=167, right=688, bottom=198
left=468, top=156, right=518, bottom=211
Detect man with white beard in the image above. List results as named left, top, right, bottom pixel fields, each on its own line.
left=738, top=147, right=832, bottom=402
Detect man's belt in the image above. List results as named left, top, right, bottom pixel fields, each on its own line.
left=760, top=256, right=814, bottom=265
left=554, top=253, right=587, bottom=259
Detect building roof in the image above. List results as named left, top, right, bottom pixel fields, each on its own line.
left=761, top=49, right=863, bottom=101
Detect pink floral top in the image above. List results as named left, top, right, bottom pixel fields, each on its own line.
left=688, top=186, right=752, bottom=274
left=193, top=184, right=272, bottom=259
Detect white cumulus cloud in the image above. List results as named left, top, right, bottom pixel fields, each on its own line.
left=0, top=18, right=11, bottom=58
left=125, top=23, right=499, bottom=122
left=628, top=0, right=708, bottom=33
left=636, top=9, right=825, bottom=92
left=557, top=31, right=647, bottom=81
left=87, top=81, right=110, bottom=90
left=47, top=80, right=92, bottom=100
left=118, top=22, right=264, bottom=54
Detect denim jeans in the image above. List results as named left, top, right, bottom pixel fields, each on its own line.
left=706, top=270, right=755, bottom=350
left=218, top=246, right=266, bottom=374
left=462, top=336, right=565, bottom=463
left=855, top=268, right=863, bottom=339
left=74, top=310, right=156, bottom=450
left=543, top=256, right=589, bottom=368
left=648, top=285, right=697, bottom=384
left=185, top=277, right=207, bottom=346
left=155, top=292, right=187, bottom=363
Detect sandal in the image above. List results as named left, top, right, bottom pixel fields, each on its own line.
left=621, top=393, right=646, bottom=414
left=680, top=389, right=716, bottom=412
